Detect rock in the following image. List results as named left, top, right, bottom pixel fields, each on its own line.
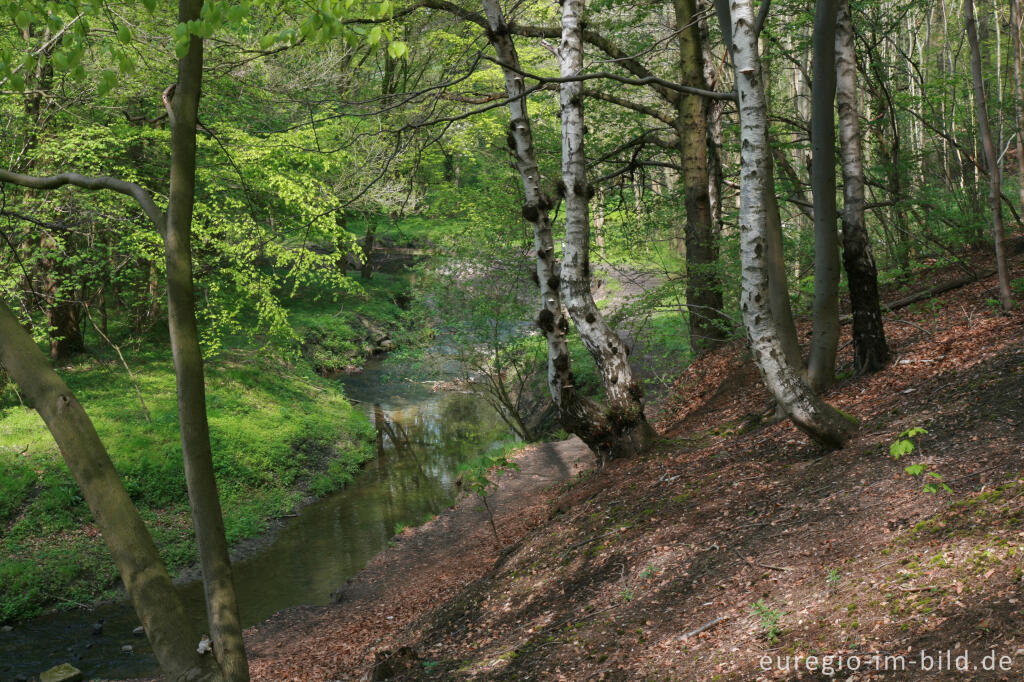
left=121, top=644, right=134, bottom=654
left=39, top=663, right=83, bottom=682
left=0, top=624, right=12, bottom=632
left=132, top=625, right=146, bottom=637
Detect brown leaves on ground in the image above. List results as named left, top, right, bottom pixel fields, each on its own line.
left=247, top=259, right=1024, bottom=681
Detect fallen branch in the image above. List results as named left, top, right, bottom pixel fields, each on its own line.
left=678, top=615, right=728, bottom=641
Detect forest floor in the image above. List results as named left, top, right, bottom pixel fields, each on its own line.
left=244, top=256, right=1024, bottom=681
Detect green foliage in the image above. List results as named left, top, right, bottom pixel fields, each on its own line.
left=890, top=427, right=949, bottom=494
left=751, top=599, right=784, bottom=644
left=458, top=442, right=520, bottom=500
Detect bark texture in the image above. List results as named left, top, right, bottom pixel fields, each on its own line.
left=807, top=0, right=841, bottom=392
left=729, top=0, right=855, bottom=449
left=1012, top=0, right=1024, bottom=212
left=164, top=2, right=249, bottom=678
left=480, top=0, right=624, bottom=458
left=965, top=0, right=1014, bottom=311
left=674, top=0, right=728, bottom=353
left=835, top=0, right=890, bottom=374
left=558, top=0, right=655, bottom=456
left=0, top=300, right=220, bottom=682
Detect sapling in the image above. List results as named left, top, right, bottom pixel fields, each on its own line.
left=457, top=444, right=519, bottom=547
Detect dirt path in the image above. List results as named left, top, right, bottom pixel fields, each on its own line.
left=244, top=438, right=594, bottom=680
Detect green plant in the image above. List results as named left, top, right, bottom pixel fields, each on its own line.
left=394, top=522, right=409, bottom=535
left=639, top=564, right=657, bottom=579
left=751, top=599, right=783, bottom=644
left=621, top=588, right=634, bottom=602
left=826, top=567, right=841, bottom=590
left=890, top=427, right=950, bottom=493
left=458, top=444, right=520, bottom=546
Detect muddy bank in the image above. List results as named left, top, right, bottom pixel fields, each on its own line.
left=244, top=437, right=595, bottom=680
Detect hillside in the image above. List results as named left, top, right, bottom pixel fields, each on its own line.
left=244, top=261, right=1023, bottom=680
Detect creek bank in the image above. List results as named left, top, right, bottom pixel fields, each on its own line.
left=244, top=437, right=596, bottom=680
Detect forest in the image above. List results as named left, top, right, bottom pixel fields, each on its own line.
left=0, top=0, right=1021, bottom=679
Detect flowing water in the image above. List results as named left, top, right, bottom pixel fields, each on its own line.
left=0, top=355, right=511, bottom=680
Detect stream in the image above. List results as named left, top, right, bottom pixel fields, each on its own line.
left=0, top=355, right=511, bottom=681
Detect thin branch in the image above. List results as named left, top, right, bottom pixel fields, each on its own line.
left=483, top=55, right=737, bottom=100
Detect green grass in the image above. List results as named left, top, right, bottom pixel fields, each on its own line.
left=289, top=270, right=423, bottom=373
left=0, top=347, right=374, bottom=621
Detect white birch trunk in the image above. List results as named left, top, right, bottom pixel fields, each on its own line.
left=480, top=0, right=649, bottom=457
left=728, top=0, right=856, bottom=448
left=558, top=0, right=655, bottom=454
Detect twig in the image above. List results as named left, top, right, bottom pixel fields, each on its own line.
left=896, top=585, right=947, bottom=593
left=732, top=548, right=792, bottom=572
left=678, top=615, right=728, bottom=641
left=943, top=464, right=1002, bottom=484
left=890, top=318, right=935, bottom=337
left=561, top=529, right=620, bottom=554
left=83, top=304, right=150, bottom=423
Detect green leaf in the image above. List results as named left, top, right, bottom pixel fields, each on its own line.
left=259, top=33, right=276, bottom=50
left=368, top=26, right=381, bottom=46
left=889, top=439, right=914, bottom=459
left=142, top=0, right=157, bottom=11
left=117, top=25, right=132, bottom=44
left=96, top=70, right=117, bottom=97
left=227, top=5, right=249, bottom=22
left=387, top=41, right=408, bottom=59
left=8, top=73, right=25, bottom=91
left=904, top=464, right=925, bottom=476
left=14, top=10, right=32, bottom=30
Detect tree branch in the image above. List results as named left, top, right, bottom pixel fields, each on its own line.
left=483, top=55, right=737, bottom=100
left=0, top=169, right=165, bottom=234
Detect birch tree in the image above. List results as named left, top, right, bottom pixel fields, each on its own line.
left=718, top=0, right=856, bottom=449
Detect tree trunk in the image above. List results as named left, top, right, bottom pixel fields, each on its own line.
left=480, top=0, right=628, bottom=459
left=558, top=0, right=656, bottom=456
left=0, top=299, right=221, bottom=682
left=1013, top=0, right=1024, bottom=211
left=164, top=2, right=249, bottom=678
left=674, top=0, right=728, bottom=353
left=835, top=0, right=889, bottom=375
left=965, top=0, right=1014, bottom=311
left=726, top=0, right=856, bottom=449
left=807, top=0, right=841, bottom=393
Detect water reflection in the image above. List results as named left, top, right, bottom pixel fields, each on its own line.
left=1, top=356, right=511, bottom=680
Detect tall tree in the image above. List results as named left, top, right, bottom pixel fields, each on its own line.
left=674, top=0, right=728, bottom=353
left=835, top=0, right=889, bottom=374
left=964, top=0, right=1014, bottom=312
left=807, top=0, right=842, bottom=393
left=164, top=0, right=248, bottom=676
left=1012, top=0, right=1024, bottom=212
left=717, top=0, right=856, bottom=449
left=557, top=0, right=656, bottom=455
left=481, top=0, right=654, bottom=459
